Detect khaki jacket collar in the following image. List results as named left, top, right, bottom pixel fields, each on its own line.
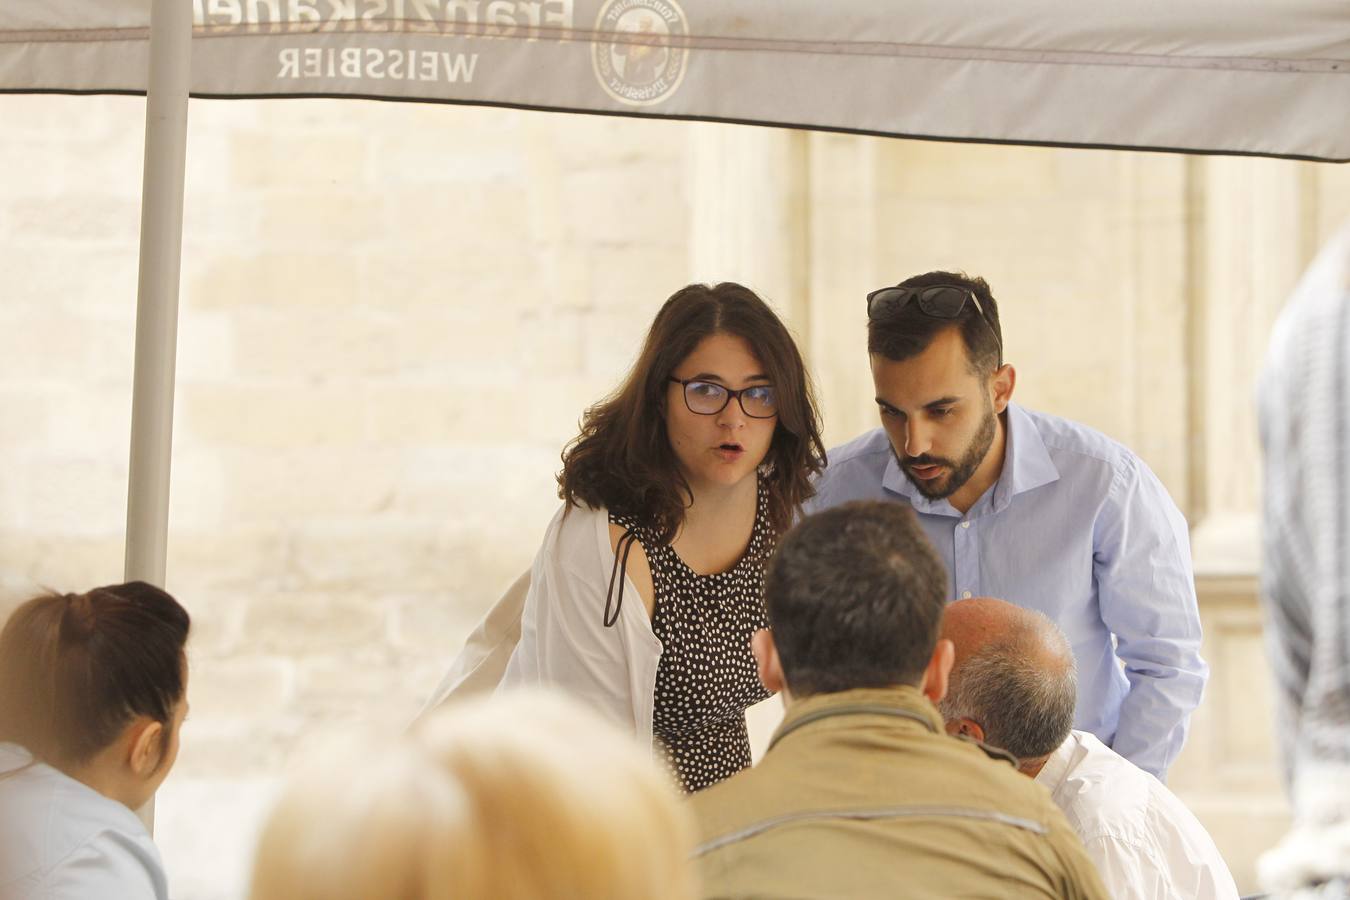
left=768, top=685, right=944, bottom=753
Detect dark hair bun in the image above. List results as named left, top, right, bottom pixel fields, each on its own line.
left=0, top=582, right=191, bottom=766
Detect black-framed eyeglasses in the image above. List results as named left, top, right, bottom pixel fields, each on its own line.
left=668, top=377, right=778, bottom=419
left=865, top=284, right=1003, bottom=360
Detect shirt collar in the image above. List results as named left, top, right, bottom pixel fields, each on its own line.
left=991, top=403, right=1060, bottom=512
left=0, top=742, right=32, bottom=774
left=1033, top=731, right=1081, bottom=794
left=882, top=402, right=1059, bottom=517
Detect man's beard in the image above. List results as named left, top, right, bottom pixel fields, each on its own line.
left=897, top=402, right=997, bottom=501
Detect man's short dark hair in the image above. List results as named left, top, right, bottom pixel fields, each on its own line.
left=867, top=270, right=1003, bottom=375
left=764, top=501, right=948, bottom=696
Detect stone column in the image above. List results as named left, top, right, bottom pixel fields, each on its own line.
left=1186, top=156, right=1319, bottom=573
left=1172, top=155, right=1321, bottom=892
left=686, top=123, right=809, bottom=329
left=803, top=132, right=879, bottom=448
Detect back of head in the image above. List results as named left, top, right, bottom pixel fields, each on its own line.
left=0, top=582, right=190, bottom=767
left=416, top=691, right=696, bottom=900
left=765, top=501, right=948, bottom=695
left=939, top=602, right=1077, bottom=762
left=250, top=690, right=696, bottom=900
left=867, top=270, right=1003, bottom=374
left=249, top=740, right=471, bottom=900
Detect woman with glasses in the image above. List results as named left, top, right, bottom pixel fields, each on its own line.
left=430, top=282, right=825, bottom=793
left=0, top=582, right=191, bottom=900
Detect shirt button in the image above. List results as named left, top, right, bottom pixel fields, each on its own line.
left=961, top=521, right=970, bottom=529
left=961, top=591, right=972, bottom=599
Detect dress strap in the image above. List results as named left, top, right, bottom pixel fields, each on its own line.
left=604, top=527, right=641, bottom=628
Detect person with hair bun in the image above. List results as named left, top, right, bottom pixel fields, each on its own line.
left=426, top=283, right=826, bottom=793
left=0, top=582, right=190, bottom=900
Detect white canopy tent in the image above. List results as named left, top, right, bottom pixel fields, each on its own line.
left=1, top=0, right=1348, bottom=588
left=6, top=1, right=1350, bottom=159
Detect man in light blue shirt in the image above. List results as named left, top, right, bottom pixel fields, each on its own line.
left=807, top=270, right=1208, bottom=779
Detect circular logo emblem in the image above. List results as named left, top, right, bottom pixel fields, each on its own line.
left=592, top=0, right=689, bottom=107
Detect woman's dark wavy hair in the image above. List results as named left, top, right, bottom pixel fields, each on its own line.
left=0, top=581, right=190, bottom=768
left=559, top=282, right=826, bottom=543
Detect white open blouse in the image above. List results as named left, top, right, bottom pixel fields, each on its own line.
left=422, top=503, right=663, bottom=745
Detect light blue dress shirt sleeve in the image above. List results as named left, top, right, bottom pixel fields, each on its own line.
left=1092, top=452, right=1208, bottom=779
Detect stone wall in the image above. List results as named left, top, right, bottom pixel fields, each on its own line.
left=4, top=92, right=1350, bottom=898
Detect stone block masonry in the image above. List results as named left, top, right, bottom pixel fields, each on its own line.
left=4, top=93, right=1349, bottom=898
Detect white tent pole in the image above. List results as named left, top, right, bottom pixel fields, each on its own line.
left=125, top=0, right=191, bottom=593
left=126, top=0, right=191, bottom=835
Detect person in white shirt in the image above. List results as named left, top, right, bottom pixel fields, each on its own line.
left=938, top=596, right=1238, bottom=900
left=0, top=582, right=191, bottom=900
left=424, top=282, right=826, bottom=793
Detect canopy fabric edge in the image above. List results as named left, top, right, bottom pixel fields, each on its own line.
left=7, top=23, right=1347, bottom=76
left=2, top=86, right=1346, bottom=164
left=4, top=1, right=1348, bottom=162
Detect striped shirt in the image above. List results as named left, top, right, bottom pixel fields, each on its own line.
left=1257, top=222, right=1350, bottom=893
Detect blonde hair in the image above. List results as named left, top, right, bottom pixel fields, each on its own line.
left=249, top=690, right=696, bottom=900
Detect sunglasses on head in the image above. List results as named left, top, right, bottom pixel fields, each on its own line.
left=865, top=283, right=1003, bottom=360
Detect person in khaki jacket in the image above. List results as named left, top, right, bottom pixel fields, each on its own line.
left=689, top=500, right=1109, bottom=900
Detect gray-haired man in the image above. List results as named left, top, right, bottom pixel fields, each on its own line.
left=939, top=597, right=1239, bottom=900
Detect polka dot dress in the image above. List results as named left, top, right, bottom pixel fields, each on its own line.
left=611, top=478, right=774, bottom=794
